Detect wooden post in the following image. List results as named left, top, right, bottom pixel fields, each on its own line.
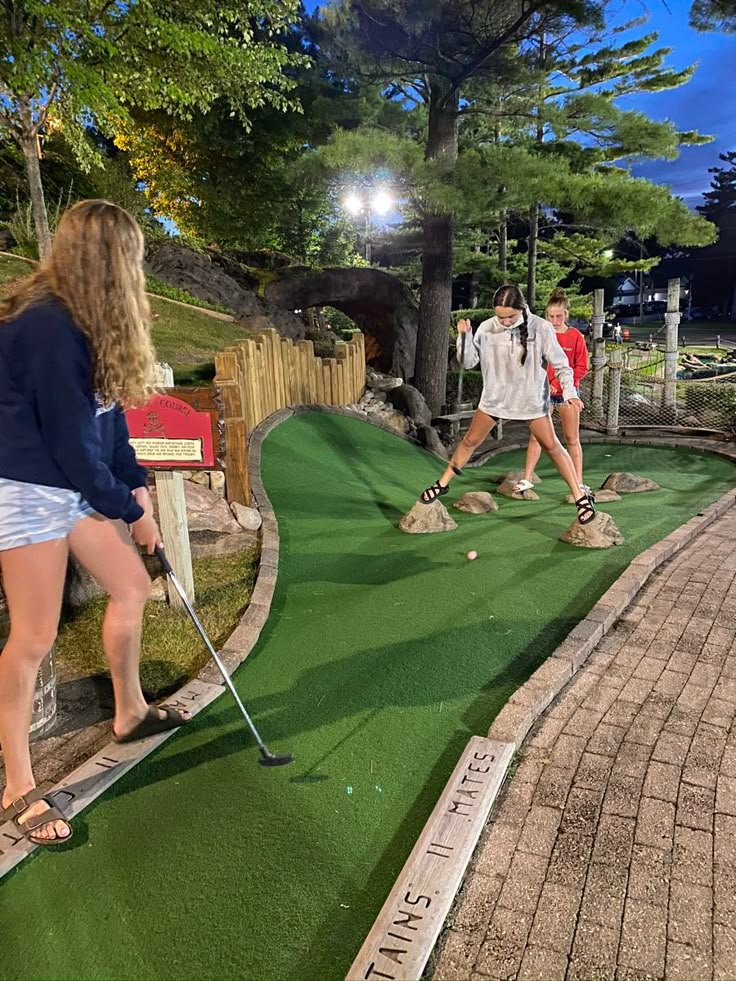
left=322, top=362, right=332, bottom=404
left=282, top=338, right=294, bottom=405
left=215, top=351, right=250, bottom=507
left=664, top=278, right=680, bottom=417
left=153, top=363, right=194, bottom=608
left=591, top=289, right=606, bottom=422
left=328, top=360, right=339, bottom=405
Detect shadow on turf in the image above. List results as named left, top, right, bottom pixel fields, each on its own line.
left=93, top=601, right=583, bottom=805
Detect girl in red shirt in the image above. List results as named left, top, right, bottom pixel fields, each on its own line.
left=517, top=288, right=592, bottom=499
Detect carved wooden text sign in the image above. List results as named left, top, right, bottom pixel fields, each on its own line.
left=346, top=735, right=513, bottom=981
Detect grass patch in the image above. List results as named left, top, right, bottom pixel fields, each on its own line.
left=0, top=253, right=35, bottom=287
left=145, top=274, right=233, bottom=315
left=149, top=298, right=252, bottom=383
left=1, top=420, right=734, bottom=981
left=0, top=256, right=254, bottom=384
left=56, top=546, right=259, bottom=696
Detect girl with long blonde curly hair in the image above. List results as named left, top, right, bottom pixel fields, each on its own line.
left=0, top=200, right=190, bottom=848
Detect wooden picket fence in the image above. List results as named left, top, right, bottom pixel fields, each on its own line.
left=215, top=328, right=366, bottom=505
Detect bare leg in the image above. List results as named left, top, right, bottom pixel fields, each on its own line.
left=524, top=426, right=545, bottom=482
left=421, top=410, right=496, bottom=501
left=528, top=414, right=587, bottom=501
left=0, top=538, right=71, bottom=840
left=558, top=402, right=584, bottom=486
left=67, top=516, right=190, bottom=738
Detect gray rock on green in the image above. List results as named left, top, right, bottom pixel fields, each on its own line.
left=454, top=492, right=499, bottom=514
left=560, top=511, right=625, bottom=548
left=602, top=472, right=660, bottom=493
left=399, top=500, right=458, bottom=533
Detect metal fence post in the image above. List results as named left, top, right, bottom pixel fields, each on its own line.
left=663, top=278, right=680, bottom=419
left=591, top=289, right=606, bottom=421
left=606, top=346, right=623, bottom=436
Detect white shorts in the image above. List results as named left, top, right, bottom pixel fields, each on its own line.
left=0, top=478, right=96, bottom=551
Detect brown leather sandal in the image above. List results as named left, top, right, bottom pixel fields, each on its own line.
left=1, top=787, right=73, bottom=847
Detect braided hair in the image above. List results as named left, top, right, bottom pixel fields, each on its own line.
left=494, top=283, right=529, bottom=366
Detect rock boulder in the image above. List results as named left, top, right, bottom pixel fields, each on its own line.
left=399, top=501, right=458, bottom=534
left=601, top=472, right=660, bottom=493
left=454, top=492, right=499, bottom=514
left=560, top=511, right=625, bottom=549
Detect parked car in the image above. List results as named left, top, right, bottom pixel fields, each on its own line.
left=581, top=318, right=616, bottom=338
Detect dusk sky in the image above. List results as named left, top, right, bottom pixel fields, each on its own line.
left=307, top=0, right=735, bottom=208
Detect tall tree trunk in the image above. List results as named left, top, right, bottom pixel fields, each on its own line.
left=18, top=103, right=51, bottom=258
left=499, top=213, right=508, bottom=277
left=527, top=201, right=539, bottom=312
left=527, top=33, right=545, bottom=314
left=415, top=83, right=459, bottom=415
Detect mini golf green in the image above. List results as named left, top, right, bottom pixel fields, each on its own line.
left=0, top=414, right=733, bottom=981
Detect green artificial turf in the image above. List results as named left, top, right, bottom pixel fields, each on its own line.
left=0, top=414, right=733, bottom=981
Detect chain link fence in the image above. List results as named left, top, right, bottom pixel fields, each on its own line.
left=580, top=364, right=736, bottom=436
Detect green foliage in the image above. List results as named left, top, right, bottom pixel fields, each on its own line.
left=698, top=151, right=736, bottom=224
left=0, top=0, right=305, bottom=252
left=684, top=384, right=736, bottom=429
left=322, top=306, right=359, bottom=339
left=145, top=275, right=233, bottom=314
left=0, top=1, right=304, bottom=150
left=89, top=154, right=149, bottom=221
left=446, top=369, right=483, bottom=405
left=451, top=309, right=494, bottom=330
left=6, top=185, right=75, bottom=258
left=305, top=325, right=337, bottom=358
left=690, top=0, right=736, bottom=32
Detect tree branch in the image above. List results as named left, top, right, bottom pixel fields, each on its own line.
left=440, top=2, right=545, bottom=108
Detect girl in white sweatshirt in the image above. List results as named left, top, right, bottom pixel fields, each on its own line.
left=420, top=284, right=596, bottom=525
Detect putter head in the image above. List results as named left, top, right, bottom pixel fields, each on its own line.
left=259, top=753, right=295, bottom=767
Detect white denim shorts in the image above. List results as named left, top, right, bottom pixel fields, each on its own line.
left=0, top=478, right=95, bottom=551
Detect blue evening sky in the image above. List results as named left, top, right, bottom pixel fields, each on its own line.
left=305, top=0, right=735, bottom=206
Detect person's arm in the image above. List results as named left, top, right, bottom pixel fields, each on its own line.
left=456, top=319, right=480, bottom=369
left=541, top=324, right=576, bottom=401
left=31, top=317, right=144, bottom=523
left=572, top=331, right=589, bottom=386
left=111, top=406, right=149, bottom=491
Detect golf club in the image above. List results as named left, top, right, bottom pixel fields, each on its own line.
left=154, top=545, right=294, bottom=767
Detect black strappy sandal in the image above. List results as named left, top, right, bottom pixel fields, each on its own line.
left=580, top=483, right=596, bottom=504
left=112, top=705, right=191, bottom=744
left=575, top=495, right=597, bottom=525
left=420, top=481, right=449, bottom=504
left=1, top=788, right=73, bottom=847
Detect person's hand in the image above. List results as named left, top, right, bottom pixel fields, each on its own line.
left=132, top=486, right=154, bottom=518
left=566, top=397, right=584, bottom=412
left=457, top=318, right=472, bottom=334
left=132, top=511, right=161, bottom=555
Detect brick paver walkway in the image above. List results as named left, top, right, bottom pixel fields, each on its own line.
left=433, top=509, right=736, bottom=981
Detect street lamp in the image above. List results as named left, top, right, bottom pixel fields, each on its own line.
left=341, top=187, right=394, bottom=263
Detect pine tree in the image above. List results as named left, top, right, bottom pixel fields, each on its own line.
left=316, top=0, right=606, bottom=413
left=690, top=0, right=736, bottom=32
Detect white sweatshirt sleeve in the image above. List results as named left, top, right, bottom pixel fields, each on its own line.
left=540, top=323, right=576, bottom=400
left=456, top=327, right=480, bottom=369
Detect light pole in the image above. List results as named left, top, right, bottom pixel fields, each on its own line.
left=342, top=187, right=393, bottom=263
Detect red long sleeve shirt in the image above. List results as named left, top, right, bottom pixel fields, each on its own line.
left=548, top=327, right=588, bottom=395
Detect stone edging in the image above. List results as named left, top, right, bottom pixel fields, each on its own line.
left=462, top=431, right=736, bottom=747
left=1, top=406, right=732, bottom=905
left=235, top=409, right=736, bottom=980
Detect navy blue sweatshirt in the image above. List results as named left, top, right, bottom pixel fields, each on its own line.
left=0, top=298, right=148, bottom=524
